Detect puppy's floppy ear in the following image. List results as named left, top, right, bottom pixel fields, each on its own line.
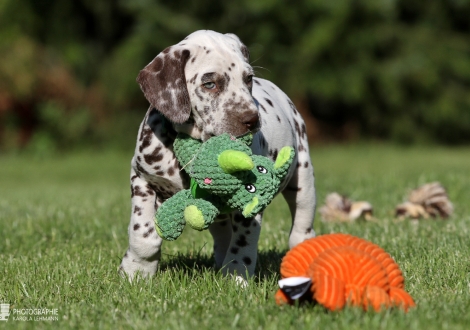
left=137, top=46, right=191, bottom=124
left=225, top=33, right=250, bottom=62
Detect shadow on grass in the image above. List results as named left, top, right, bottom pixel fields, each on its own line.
left=159, top=248, right=288, bottom=282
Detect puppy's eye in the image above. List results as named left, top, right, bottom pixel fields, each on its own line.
left=257, top=166, right=267, bottom=174
left=246, top=75, right=253, bottom=84
left=203, top=82, right=216, bottom=89
left=245, top=184, right=256, bottom=193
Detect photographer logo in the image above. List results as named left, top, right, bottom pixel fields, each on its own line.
left=0, top=303, right=10, bottom=322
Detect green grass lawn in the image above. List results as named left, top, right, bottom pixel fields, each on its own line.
left=1, top=144, right=469, bottom=329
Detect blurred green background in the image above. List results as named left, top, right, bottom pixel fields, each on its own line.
left=1, top=0, right=470, bottom=153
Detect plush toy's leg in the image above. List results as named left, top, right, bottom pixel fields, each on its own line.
left=120, top=168, right=162, bottom=280
left=155, top=190, right=193, bottom=241
left=220, top=212, right=262, bottom=281
left=282, top=152, right=316, bottom=249
left=184, top=198, right=219, bottom=231
left=208, top=214, right=232, bottom=269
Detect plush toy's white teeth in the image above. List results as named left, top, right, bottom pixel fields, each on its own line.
left=278, top=277, right=312, bottom=300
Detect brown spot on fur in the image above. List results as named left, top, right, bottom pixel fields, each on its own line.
left=272, top=149, right=278, bottom=160
left=146, top=186, right=155, bottom=195
left=189, top=73, right=198, bottom=84
left=286, top=186, right=302, bottom=192
left=144, top=146, right=163, bottom=164
left=143, top=227, right=155, bottom=238
left=236, top=235, right=248, bottom=247
left=195, top=88, right=204, bottom=101
left=240, top=45, right=250, bottom=61
left=287, top=99, right=299, bottom=115
left=139, top=128, right=153, bottom=152
left=241, top=218, right=252, bottom=228
left=234, top=214, right=244, bottom=223
left=133, top=186, right=148, bottom=197
left=139, top=126, right=151, bottom=142
left=242, top=256, right=252, bottom=265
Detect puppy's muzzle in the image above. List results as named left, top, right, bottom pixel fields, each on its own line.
left=243, top=111, right=260, bottom=131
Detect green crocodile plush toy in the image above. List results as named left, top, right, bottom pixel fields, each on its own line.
left=154, top=133, right=295, bottom=241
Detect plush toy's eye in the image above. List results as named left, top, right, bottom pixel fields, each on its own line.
left=257, top=166, right=267, bottom=174
left=245, top=184, right=256, bottom=193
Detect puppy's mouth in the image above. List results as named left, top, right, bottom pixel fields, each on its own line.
left=248, top=121, right=261, bottom=134
left=200, top=112, right=261, bottom=141
left=242, top=111, right=261, bottom=133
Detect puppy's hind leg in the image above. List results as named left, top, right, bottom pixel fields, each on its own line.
left=282, top=153, right=316, bottom=249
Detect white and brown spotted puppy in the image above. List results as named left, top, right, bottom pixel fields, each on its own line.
left=120, top=30, right=316, bottom=282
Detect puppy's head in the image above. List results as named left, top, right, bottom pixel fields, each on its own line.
left=137, top=30, right=260, bottom=141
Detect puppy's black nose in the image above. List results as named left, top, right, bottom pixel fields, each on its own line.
left=243, top=112, right=259, bottom=130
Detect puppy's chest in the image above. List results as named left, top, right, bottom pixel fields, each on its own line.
left=133, top=113, right=190, bottom=199
left=133, top=145, right=189, bottom=199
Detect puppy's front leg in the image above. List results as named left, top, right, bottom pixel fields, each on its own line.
left=221, top=212, right=262, bottom=280
left=120, top=168, right=162, bottom=280
left=208, top=215, right=233, bottom=269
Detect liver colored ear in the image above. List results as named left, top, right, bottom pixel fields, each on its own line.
left=137, top=46, right=191, bottom=124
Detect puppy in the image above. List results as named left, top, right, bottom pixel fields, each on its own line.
left=120, top=30, right=316, bottom=281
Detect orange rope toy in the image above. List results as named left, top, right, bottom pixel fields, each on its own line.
left=275, top=233, right=415, bottom=312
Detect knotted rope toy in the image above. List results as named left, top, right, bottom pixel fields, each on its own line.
left=155, top=133, right=295, bottom=241
left=275, top=233, right=415, bottom=312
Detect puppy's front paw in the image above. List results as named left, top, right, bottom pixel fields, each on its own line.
left=233, top=275, right=248, bottom=288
